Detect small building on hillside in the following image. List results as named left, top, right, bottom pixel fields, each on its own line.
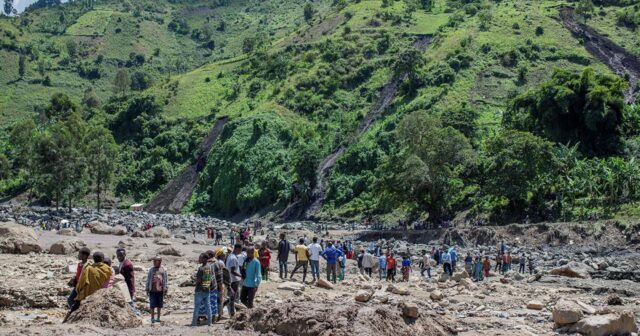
left=130, top=203, right=144, bottom=212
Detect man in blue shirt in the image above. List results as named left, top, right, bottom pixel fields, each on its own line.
left=450, top=247, right=458, bottom=272
left=378, top=253, right=387, bottom=280
left=240, top=248, right=261, bottom=308
left=320, top=242, right=342, bottom=284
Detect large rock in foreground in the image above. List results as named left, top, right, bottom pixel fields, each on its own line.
left=553, top=300, right=584, bottom=326
left=229, top=301, right=448, bottom=335
left=0, top=221, right=42, bottom=254
left=64, top=287, right=141, bottom=330
left=572, top=311, right=638, bottom=336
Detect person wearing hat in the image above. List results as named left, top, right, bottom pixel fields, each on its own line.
left=146, top=256, right=168, bottom=323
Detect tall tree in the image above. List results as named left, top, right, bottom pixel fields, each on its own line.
left=576, top=0, right=594, bottom=22
left=3, top=0, right=14, bottom=16
left=18, top=55, right=26, bottom=79
left=86, top=124, right=118, bottom=212
left=303, top=3, right=314, bottom=22
left=113, top=69, right=131, bottom=95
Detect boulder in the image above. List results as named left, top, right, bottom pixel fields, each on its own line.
left=90, top=222, right=127, bottom=236
left=277, top=282, right=305, bottom=291
left=153, top=239, right=172, bottom=246
left=438, top=273, right=451, bottom=283
left=572, top=311, right=638, bottom=336
left=386, top=284, right=409, bottom=295
left=549, top=261, right=591, bottom=279
left=606, top=295, right=622, bottom=306
left=459, top=278, right=476, bottom=290
left=316, top=278, right=334, bottom=290
left=0, top=221, right=42, bottom=254
left=400, top=302, right=419, bottom=318
left=144, top=227, right=170, bottom=238
left=430, top=290, right=444, bottom=301
left=49, top=240, right=84, bottom=255
left=131, top=230, right=145, bottom=238
left=267, top=238, right=279, bottom=250
left=452, top=271, right=469, bottom=282
left=553, top=300, right=584, bottom=326
left=57, top=228, right=77, bottom=236
left=355, top=290, right=373, bottom=302
left=527, top=300, right=544, bottom=310
left=155, top=246, right=184, bottom=257
left=64, top=287, right=141, bottom=329
left=500, top=277, right=509, bottom=284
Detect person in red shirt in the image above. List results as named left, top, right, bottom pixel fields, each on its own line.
left=258, top=242, right=271, bottom=281
left=67, top=247, right=91, bottom=308
left=386, top=252, right=396, bottom=282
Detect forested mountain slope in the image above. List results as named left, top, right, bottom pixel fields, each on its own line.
left=2, top=0, right=640, bottom=225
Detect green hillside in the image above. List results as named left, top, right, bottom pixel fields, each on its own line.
left=2, top=0, right=640, bottom=225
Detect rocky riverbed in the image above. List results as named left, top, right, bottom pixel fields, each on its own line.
left=0, top=207, right=639, bottom=335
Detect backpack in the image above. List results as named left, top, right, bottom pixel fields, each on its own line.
left=151, top=267, right=165, bottom=292
left=201, top=265, right=213, bottom=291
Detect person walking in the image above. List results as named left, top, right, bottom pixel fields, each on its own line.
left=290, top=238, right=309, bottom=282
left=199, top=251, right=219, bottom=321
left=258, top=242, right=271, bottom=281
left=308, top=237, right=323, bottom=282
left=321, top=242, right=341, bottom=283
left=240, top=248, right=262, bottom=308
left=277, top=233, right=290, bottom=279
left=225, top=244, right=242, bottom=318
left=145, top=256, right=168, bottom=324
left=191, top=253, right=213, bottom=327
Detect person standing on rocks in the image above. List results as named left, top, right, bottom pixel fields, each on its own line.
left=386, top=252, right=397, bottom=282
left=258, top=241, right=271, bottom=281
left=308, top=237, right=323, bottom=282
left=67, top=247, right=91, bottom=308
left=215, top=249, right=228, bottom=321
left=401, top=255, right=411, bottom=281
left=240, top=248, right=261, bottom=308
left=191, top=253, right=213, bottom=327
left=378, top=252, right=387, bottom=280
left=504, top=252, right=512, bottom=273
left=519, top=253, right=526, bottom=274
left=321, top=241, right=341, bottom=283
left=200, top=251, right=219, bottom=321
left=290, top=238, right=310, bottom=282
left=433, top=247, right=441, bottom=266
left=482, top=256, right=491, bottom=278
left=229, top=229, right=236, bottom=245
left=441, top=248, right=452, bottom=276
left=277, top=233, right=291, bottom=279
left=494, top=253, right=503, bottom=274
left=363, top=249, right=375, bottom=278
left=145, top=256, right=168, bottom=324
left=473, top=255, right=483, bottom=281
left=357, top=249, right=365, bottom=275
left=215, top=229, right=222, bottom=246
left=464, top=252, right=473, bottom=274
left=225, top=244, right=242, bottom=317
left=449, top=246, right=458, bottom=272
left=420, top=250, right=432, bottom=279
left=528, top=255, right=535, bottom=275
left=116, top=248, right=137, bottom=312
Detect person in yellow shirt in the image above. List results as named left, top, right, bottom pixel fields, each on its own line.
left=289, top=238, right=309, bottom=283
left=63, top=252, right=113, bottom=322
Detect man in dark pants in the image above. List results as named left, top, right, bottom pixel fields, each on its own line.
left=277, top=233, right=290, bottom=279
left=225, top=244, right=242, bottom=317
left=240, top=248, right=261, bottom=308
left=116, top=248, right=138, bottom=314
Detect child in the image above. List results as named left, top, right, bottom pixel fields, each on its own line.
left=258, top=242, right=271, bottom=281
left=338, top=256, right=346, bottom=281
left=401, top=255, right=411, bottom=282
left=146, top=256, right=168, bottom=323
left=473, top=256, right=483, bottom=282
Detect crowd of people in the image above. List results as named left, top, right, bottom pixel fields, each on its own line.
left=61, top=231, right=537, bottom=327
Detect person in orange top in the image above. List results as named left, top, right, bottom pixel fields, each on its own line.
left=482, top=256, right=491, bottom=278
left=386, top=252, right=396, bottom=282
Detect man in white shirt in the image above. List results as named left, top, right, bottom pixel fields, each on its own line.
left=225, top=244, right=242, bottom=317
left=307, top=237, right=323, bottom=282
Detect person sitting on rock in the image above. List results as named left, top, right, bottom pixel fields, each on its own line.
left=67, top=247, right=91, bottom=309
left=146, top=256, right=168, bottom=324
left=63, top=251, right=113, bottom=322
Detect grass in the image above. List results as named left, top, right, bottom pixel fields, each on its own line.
left=587, top=5, right=640, bottom=58
left=66, top=10, right=114, bottom=36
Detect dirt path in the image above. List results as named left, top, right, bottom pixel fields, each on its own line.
left=279, top=35, right=433, bottom=220
left=145, top=117, right=229, bottom=214
left=560, top=8, right=640, bottom=104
